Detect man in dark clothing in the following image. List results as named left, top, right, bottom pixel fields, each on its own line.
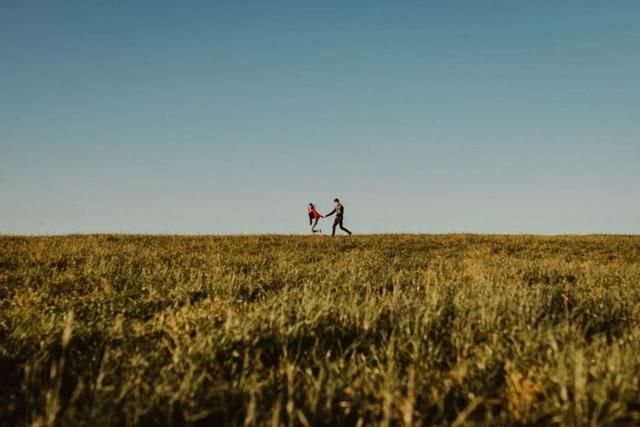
left=325, top=198, right=352, bottom=236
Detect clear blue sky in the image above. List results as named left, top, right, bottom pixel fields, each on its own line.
left=1, top=1, right=639, bottom=234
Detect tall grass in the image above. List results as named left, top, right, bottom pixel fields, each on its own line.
left=1, top=234, right=639, bottom=426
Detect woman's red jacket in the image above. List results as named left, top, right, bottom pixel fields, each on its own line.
left=308, top=207, right=324, bottom=219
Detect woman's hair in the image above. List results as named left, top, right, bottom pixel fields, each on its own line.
left=334, top=198, right=340, bottom=203
left=309, top=203, right=314, bottom=208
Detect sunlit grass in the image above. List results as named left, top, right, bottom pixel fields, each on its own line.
left=1, top=234, right=639, bottom=426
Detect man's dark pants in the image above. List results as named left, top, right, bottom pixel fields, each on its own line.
left=332, top=217, right=352, bottom=236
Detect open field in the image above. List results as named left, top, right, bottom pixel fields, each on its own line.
left=1, top=234, right=640, bottom=426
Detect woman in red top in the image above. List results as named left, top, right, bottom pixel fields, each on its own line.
left=307, top=203, right=324, bottom=233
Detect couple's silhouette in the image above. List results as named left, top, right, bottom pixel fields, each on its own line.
left=307, top=198, right=352, bottom=236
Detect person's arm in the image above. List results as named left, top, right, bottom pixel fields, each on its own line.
left=325, top=208, right=336, bottom=217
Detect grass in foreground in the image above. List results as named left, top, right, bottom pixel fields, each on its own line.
left=1, top=234, right=640, bottom=426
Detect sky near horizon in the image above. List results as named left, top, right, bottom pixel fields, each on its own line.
left=1, top=1, right=639, bottom=235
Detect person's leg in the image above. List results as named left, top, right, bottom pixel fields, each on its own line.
left=312, top=218, right=320, bottom=233
left=339, top=218, right=352, bottom=235
left=332, top=218, right=339, bottom=236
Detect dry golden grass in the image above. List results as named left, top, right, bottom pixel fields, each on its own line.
left=1, top=234, right=640, bottom=426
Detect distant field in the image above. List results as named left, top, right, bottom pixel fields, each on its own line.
left=1, top=235, right=640, bottom=426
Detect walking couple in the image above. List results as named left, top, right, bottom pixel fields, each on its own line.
left=307, top=198, right=352, bottom=236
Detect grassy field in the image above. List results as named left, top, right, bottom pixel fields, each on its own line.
left=1, top=234, right=640, bottom=426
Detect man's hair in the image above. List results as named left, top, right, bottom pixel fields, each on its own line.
left=334, top=198, right=340, bottom=202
